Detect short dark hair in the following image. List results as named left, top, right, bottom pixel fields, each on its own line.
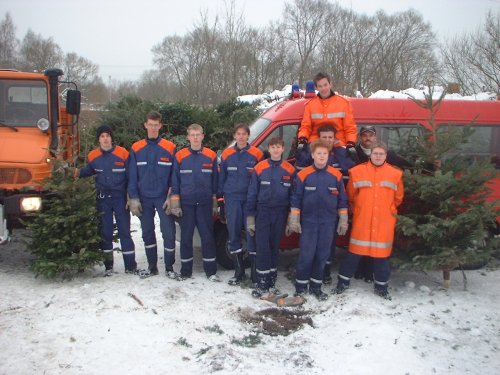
left=268, top=137, right=284, bottom=147
left=146, top=111, right=162, bottom=122
left=313, top=72, right=332, bottom=86
left=233, top=123, right=250, bottom=135
left=317, top=125, right=336, bottom=135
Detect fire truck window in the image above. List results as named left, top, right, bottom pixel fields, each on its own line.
left=257, top=124, right=299, bottom=160
left=440, top=125, right=498, bottom=165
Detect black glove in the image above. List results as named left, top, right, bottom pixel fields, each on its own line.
left=298, top=137, right=308, bottom=145
left=346, top=141, right=356, bottom=150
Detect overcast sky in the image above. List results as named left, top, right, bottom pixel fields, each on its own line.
left=2, top=0, right=499, bottom=82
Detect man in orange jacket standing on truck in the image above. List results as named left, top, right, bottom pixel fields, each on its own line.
left=335, top=142, right=404, bottom=300
left=297, top=72, right=357, bottom=172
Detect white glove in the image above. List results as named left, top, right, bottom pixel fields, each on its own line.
left=247, top=216, right=256, bottom=236
left=337, top=211, right=348, bottom=236
left=169, top=195, right=183, bottom=217
left=285, top=209, right=301, bottom=236
left=162, top=196, right=172, bottom=215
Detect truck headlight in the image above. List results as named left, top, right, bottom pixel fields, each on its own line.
left=20, top=197, right=42, bottom=212
left=37, top=118, right=50, bottom=132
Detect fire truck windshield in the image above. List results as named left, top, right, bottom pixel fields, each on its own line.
left=0, top=79, right=49, bottom=127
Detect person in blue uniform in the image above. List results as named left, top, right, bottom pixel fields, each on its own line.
left=77, top=125, right=137, bottom=276
left=218, top=123, right=264, bottom=285
left=170, top=123, right=220, bottom=281
left=127, top=111, right=177, bottom=278
left=246, top=137, right=295, bottom=299
left=287, top=139, right=349, bottom=301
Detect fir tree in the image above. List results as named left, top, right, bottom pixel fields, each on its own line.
left=395, top=87, right=499, bottom=288
left=27, top=161, right=104, bottom=279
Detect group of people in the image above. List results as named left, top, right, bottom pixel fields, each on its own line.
left=77, top=71, right=406, bottom=304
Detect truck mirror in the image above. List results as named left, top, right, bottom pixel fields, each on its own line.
left=66, top=90, right=81, bottom=115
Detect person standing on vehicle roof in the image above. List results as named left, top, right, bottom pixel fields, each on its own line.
left=352, top=125, right=411, bottom=283
left=287, top=139, right=349, bottom=301
left=335, top=142, right=404, bottom=300
left=170, top=123, right=220, bottom=282
left=246, top=137, right=295, bottom=300
left=218, top=123, right=264, bottom=286
left=77, top=125, right=137, bottom=276
left=127, top=111, right=177, bottom=279
left=297, top=72, right=357, bottom=173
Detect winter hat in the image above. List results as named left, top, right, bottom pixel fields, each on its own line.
left=96, top=125, right=113, bottom=141
left=359, top=125, right=376, bottom=135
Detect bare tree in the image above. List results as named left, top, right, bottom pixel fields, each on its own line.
left=282, top=0, right=337, bottom=86
left=0, top=12, right=17, bottom=68
left=63, top=52, right=99, bottom=87
left=18, top=29, right=62, bottom=72
left=441, top=11, right=500, bottom=95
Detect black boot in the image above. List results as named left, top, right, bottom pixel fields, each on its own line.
left=250, top=255, right=257, bottom=287
left=228, top=253, right=246, bottom=286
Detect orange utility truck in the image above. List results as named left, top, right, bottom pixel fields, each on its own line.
left=0, top=68, right=81, bottom=243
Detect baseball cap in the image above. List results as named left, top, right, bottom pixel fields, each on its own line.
left=359, top=126, right=376, bottom=135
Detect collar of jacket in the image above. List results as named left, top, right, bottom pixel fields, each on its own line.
left=312, top=163, right=328, bottom=171
left=234, top=143, right=250, bottom=152
left=100, top=145, right=115, bottom=154
left=188, top=146, right=204, bottom=154
left=269, top=158, right=282, bottom=167
left=317, top=90, right=336, bottom=99
left=146, top=137, right=161, bottom=145
left=369, top=159, right=386, bottom=168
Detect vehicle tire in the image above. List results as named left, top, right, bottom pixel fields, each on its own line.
left=214, top=220, right=251, bottom=270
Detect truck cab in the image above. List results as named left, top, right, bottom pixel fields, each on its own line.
left=0, top=68, right=81, bottom=243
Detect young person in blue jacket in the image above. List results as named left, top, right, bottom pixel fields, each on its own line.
left=77, top=125, right=137, bottom=276
left=170, top=123, right=220, bottom=281
left=218, top=123, right=263, bottom=285
left=246, top=137, right=295, bottom=299
left=287, top=139, right=349, bottom=301
left=127, top=111, right=177, bottom=278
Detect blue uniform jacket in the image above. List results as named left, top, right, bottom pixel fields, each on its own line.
left=218, top=144, right=263, bottom=200
left=127, top=137, right=176, bottom=199
left=296, top=148, right=348, bottom=177
left=291, top=165, right=348, bottom=224
left=246, top=159, right=296, bottom=216
left=79, top=145, right=129, bottom=195
left=172, top=147, right=218, bottom=205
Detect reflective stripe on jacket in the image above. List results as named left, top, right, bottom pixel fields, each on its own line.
left=218, top=144, right=263, bottom=200
left=298, top=93, right=357, bottom=145
left=347, top=161, right=404, bottom=257
left=127, top=138, right=176, bottom=199
left=245, top=159, right=295, bottom=216
left=79, top=145, right=129, bottom=195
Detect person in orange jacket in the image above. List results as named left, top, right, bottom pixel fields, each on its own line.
left=335, top=142, right=404, bottom=300
left=297, top=72, right=357, bottom=172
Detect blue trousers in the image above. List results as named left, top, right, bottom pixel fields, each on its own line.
left=97, top=194, right=136, bottom=271
left=179, top=203, right=217, bottom=277
left=338, top=252, right=391, bottom=291
left=225, top=198, right=255, bottom=256
left=255, top=206, right=288, bottom=290
left=139, top=196, right=176, bottom=270
left=295, top=221, right=335, bottom=293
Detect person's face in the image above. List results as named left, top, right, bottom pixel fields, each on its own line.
left=360, top=131, right=377, bottom=149
left=234, top=128, right=249, bottom=148
left=312, top=146, right=329, bottom=168
left=268, top=144, right=284, bottom=160
left=315, top=77, right=332, bottom=98
left=187, top=129, right=204, bottom=149
left=370, top=147, right=387, bottom=166
left=98, top=132, right=112, bottom=150
left=319, top=131, right=335, bottom=150
left=144, top=119, right=162, bottom=138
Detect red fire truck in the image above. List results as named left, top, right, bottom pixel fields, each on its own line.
left=214, top=92, right=500, bottom=268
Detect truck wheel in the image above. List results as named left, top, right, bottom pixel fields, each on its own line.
left=214, top=220, right=233, bottom=269
left=213, top=220, right=251, bottom=270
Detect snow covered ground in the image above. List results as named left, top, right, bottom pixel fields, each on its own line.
left=1, top=216, right=499, bottom=375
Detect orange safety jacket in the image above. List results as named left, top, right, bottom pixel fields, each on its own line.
left=298, top=93, right=357, bottom=145
left=347, top=161, right=404, bottom=258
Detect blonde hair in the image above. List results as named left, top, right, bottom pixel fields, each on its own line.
left=187, top=123, right=204, bottom=134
